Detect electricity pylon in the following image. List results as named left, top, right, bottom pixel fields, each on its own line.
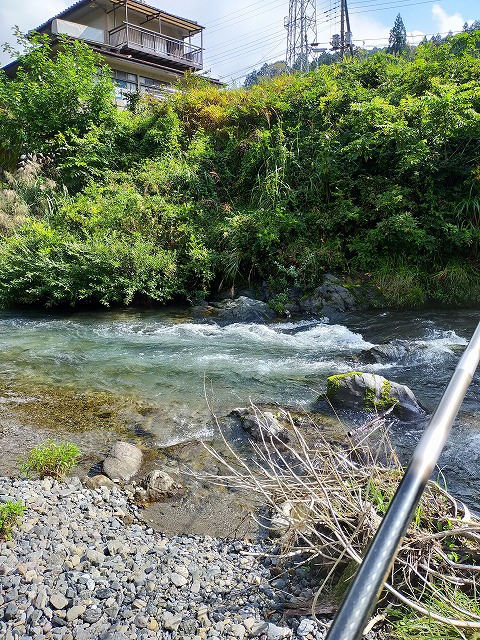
left=285, top=0, right=317, bottom=72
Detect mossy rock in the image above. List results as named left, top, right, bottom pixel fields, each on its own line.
left=325, top=372, right=424, bottom=420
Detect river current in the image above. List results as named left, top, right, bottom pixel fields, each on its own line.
left=0, top=306, right=479, bottom=506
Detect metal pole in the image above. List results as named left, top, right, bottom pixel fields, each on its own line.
left=340, top=0, right=345, bottom=60
left=344, top=0, right=354, bottom=58
left=325, top=320, right=480, bottom=640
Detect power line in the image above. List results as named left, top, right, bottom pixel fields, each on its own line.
left=219, top=40, right=286, bottom=81
left=305, top=27, right=462, bottom=47
left=207, top=0, right=287, bottom=36
left=350, top=0, right=446, bottom=15
left=206, top=23, right=286, bottom=55
left=203, top=0, right=285, bottom=27
left=352, top=27, right=463, bottom=44
left=206, top=29, right=286, bottom=65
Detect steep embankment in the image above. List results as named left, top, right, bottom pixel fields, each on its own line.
left=0, top=32, right=480, bottom=308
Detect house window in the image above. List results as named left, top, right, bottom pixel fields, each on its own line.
left=139, top=76, right=168, bottom=98
left=113, top=70, right=138, bottom=99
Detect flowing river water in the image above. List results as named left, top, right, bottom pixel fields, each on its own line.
left=0, top=306, right=479, bottom=509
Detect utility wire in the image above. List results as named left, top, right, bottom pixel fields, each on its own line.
left=203, top=0, right=285, bottom=27
left=220, top=40, right=286, bottom=81
left=206, top=29, right=286, bottom=65
left=349, top=0, right=443, bottom=6
left=350, top=0, right=446, bottom=15
left=352, top=28, right=462, bottom=43
left=207, top=0, right=287, bottom=36
left=303, top=27, right=463, bottom=47
left=207, top=18, right=340, bottom=66
left=206, top=22, right=286, bottom=54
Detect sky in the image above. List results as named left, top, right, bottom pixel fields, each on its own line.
left=0, top=0, right=478, bottom=85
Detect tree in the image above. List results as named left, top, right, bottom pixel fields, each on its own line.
left=244, top=61, right=287, bottom=88
left=0, top=31, right=116, bottom=167
left=387, top=14, right=407, bottom=55
left=464, top=20, right=480, bottom=32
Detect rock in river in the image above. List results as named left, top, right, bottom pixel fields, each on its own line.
left=325, top=371, right=424, bottom=420
left=211, top=296, right=276, bottom=323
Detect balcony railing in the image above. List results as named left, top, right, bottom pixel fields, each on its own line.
left=109, top=23, right=203, bottom=69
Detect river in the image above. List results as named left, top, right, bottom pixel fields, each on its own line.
left=0, top=306, right=479, bottom=507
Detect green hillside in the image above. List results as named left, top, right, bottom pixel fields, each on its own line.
left=1, top=31, right=480, bottom=308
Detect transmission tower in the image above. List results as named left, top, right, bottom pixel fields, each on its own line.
left=285, top=0, right=317, bottom=72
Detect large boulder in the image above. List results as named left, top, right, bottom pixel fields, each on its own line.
left=211, top=296, right=276, bottom=323
left=103, top=441, right=143, bottom=482
left=325, top=372, right=424, bottom=420
left=299, top=274, right=357, bottom=315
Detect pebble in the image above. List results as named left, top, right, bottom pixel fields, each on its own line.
left=50, top=594, right=69, bottom=610
left=0, top=476, right=380, bottom=640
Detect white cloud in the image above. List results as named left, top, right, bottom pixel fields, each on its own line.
left=348, top=14, right=390, bottom=49
left=431, top=4, right=466, bottom=34
left=407, top=30, right=426, bottom=45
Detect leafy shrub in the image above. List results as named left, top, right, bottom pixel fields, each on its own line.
left=0, top=222, right=182, bottom=307
left=0, top=500, right=26, bottom=540
left=19, top=440, right=82, bottom=480
left=0, top=31, right=116, bottom=165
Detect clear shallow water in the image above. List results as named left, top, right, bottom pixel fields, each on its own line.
left=0, top=310, right=376, bottom=415
left=1, top=306, right=479, bottom=503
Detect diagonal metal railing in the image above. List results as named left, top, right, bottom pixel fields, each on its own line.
left=325, top=320, right=480, bottom=640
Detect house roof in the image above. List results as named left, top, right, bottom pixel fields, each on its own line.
left=35, top=0, right=203, bottom=35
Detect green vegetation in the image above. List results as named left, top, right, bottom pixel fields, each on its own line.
left=1, top=30, right=480, bottom=308
left=389, top=589, right=480, bottom=639
left=326, top=372, right=363, bottom=396
left=364, top=379, right=399, bottom=411
left=0, top=500, right=26, bottom=540
left=19, top=440, right=82, bottom=480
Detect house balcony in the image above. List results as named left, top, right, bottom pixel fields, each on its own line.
left=108, top=23, right=203, bottom=71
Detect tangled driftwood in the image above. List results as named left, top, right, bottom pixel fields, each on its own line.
left=201, top=406, right=480, bottom=634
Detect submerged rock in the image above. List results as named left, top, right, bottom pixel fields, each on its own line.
left=103, top=441, right=143, bottom=482
left=134, top=469, right=184, bottom=503
left=325, top=371, right=424, bottom=420
left=238, top=409, right=291, bottom=443
left=363, top=339, right=430, bottom=364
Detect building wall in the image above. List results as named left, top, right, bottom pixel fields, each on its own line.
left=102, top=57, right=180, bottom=107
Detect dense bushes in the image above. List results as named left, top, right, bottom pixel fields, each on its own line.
left=0, top=32, right=480, bottom=307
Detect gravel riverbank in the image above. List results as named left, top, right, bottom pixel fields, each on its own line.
left=0, top=476, right=349, bottom=640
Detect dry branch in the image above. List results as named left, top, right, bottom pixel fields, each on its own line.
left=200, top=405, right=480, bottom=631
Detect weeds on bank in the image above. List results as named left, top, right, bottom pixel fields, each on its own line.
left=389, top=588, right=480, bottom=639
left=19, top=440, right=82, bottom=480
left=0, top=500, right=25, bottom=540
left=200, top=406, right=480, bottom=636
